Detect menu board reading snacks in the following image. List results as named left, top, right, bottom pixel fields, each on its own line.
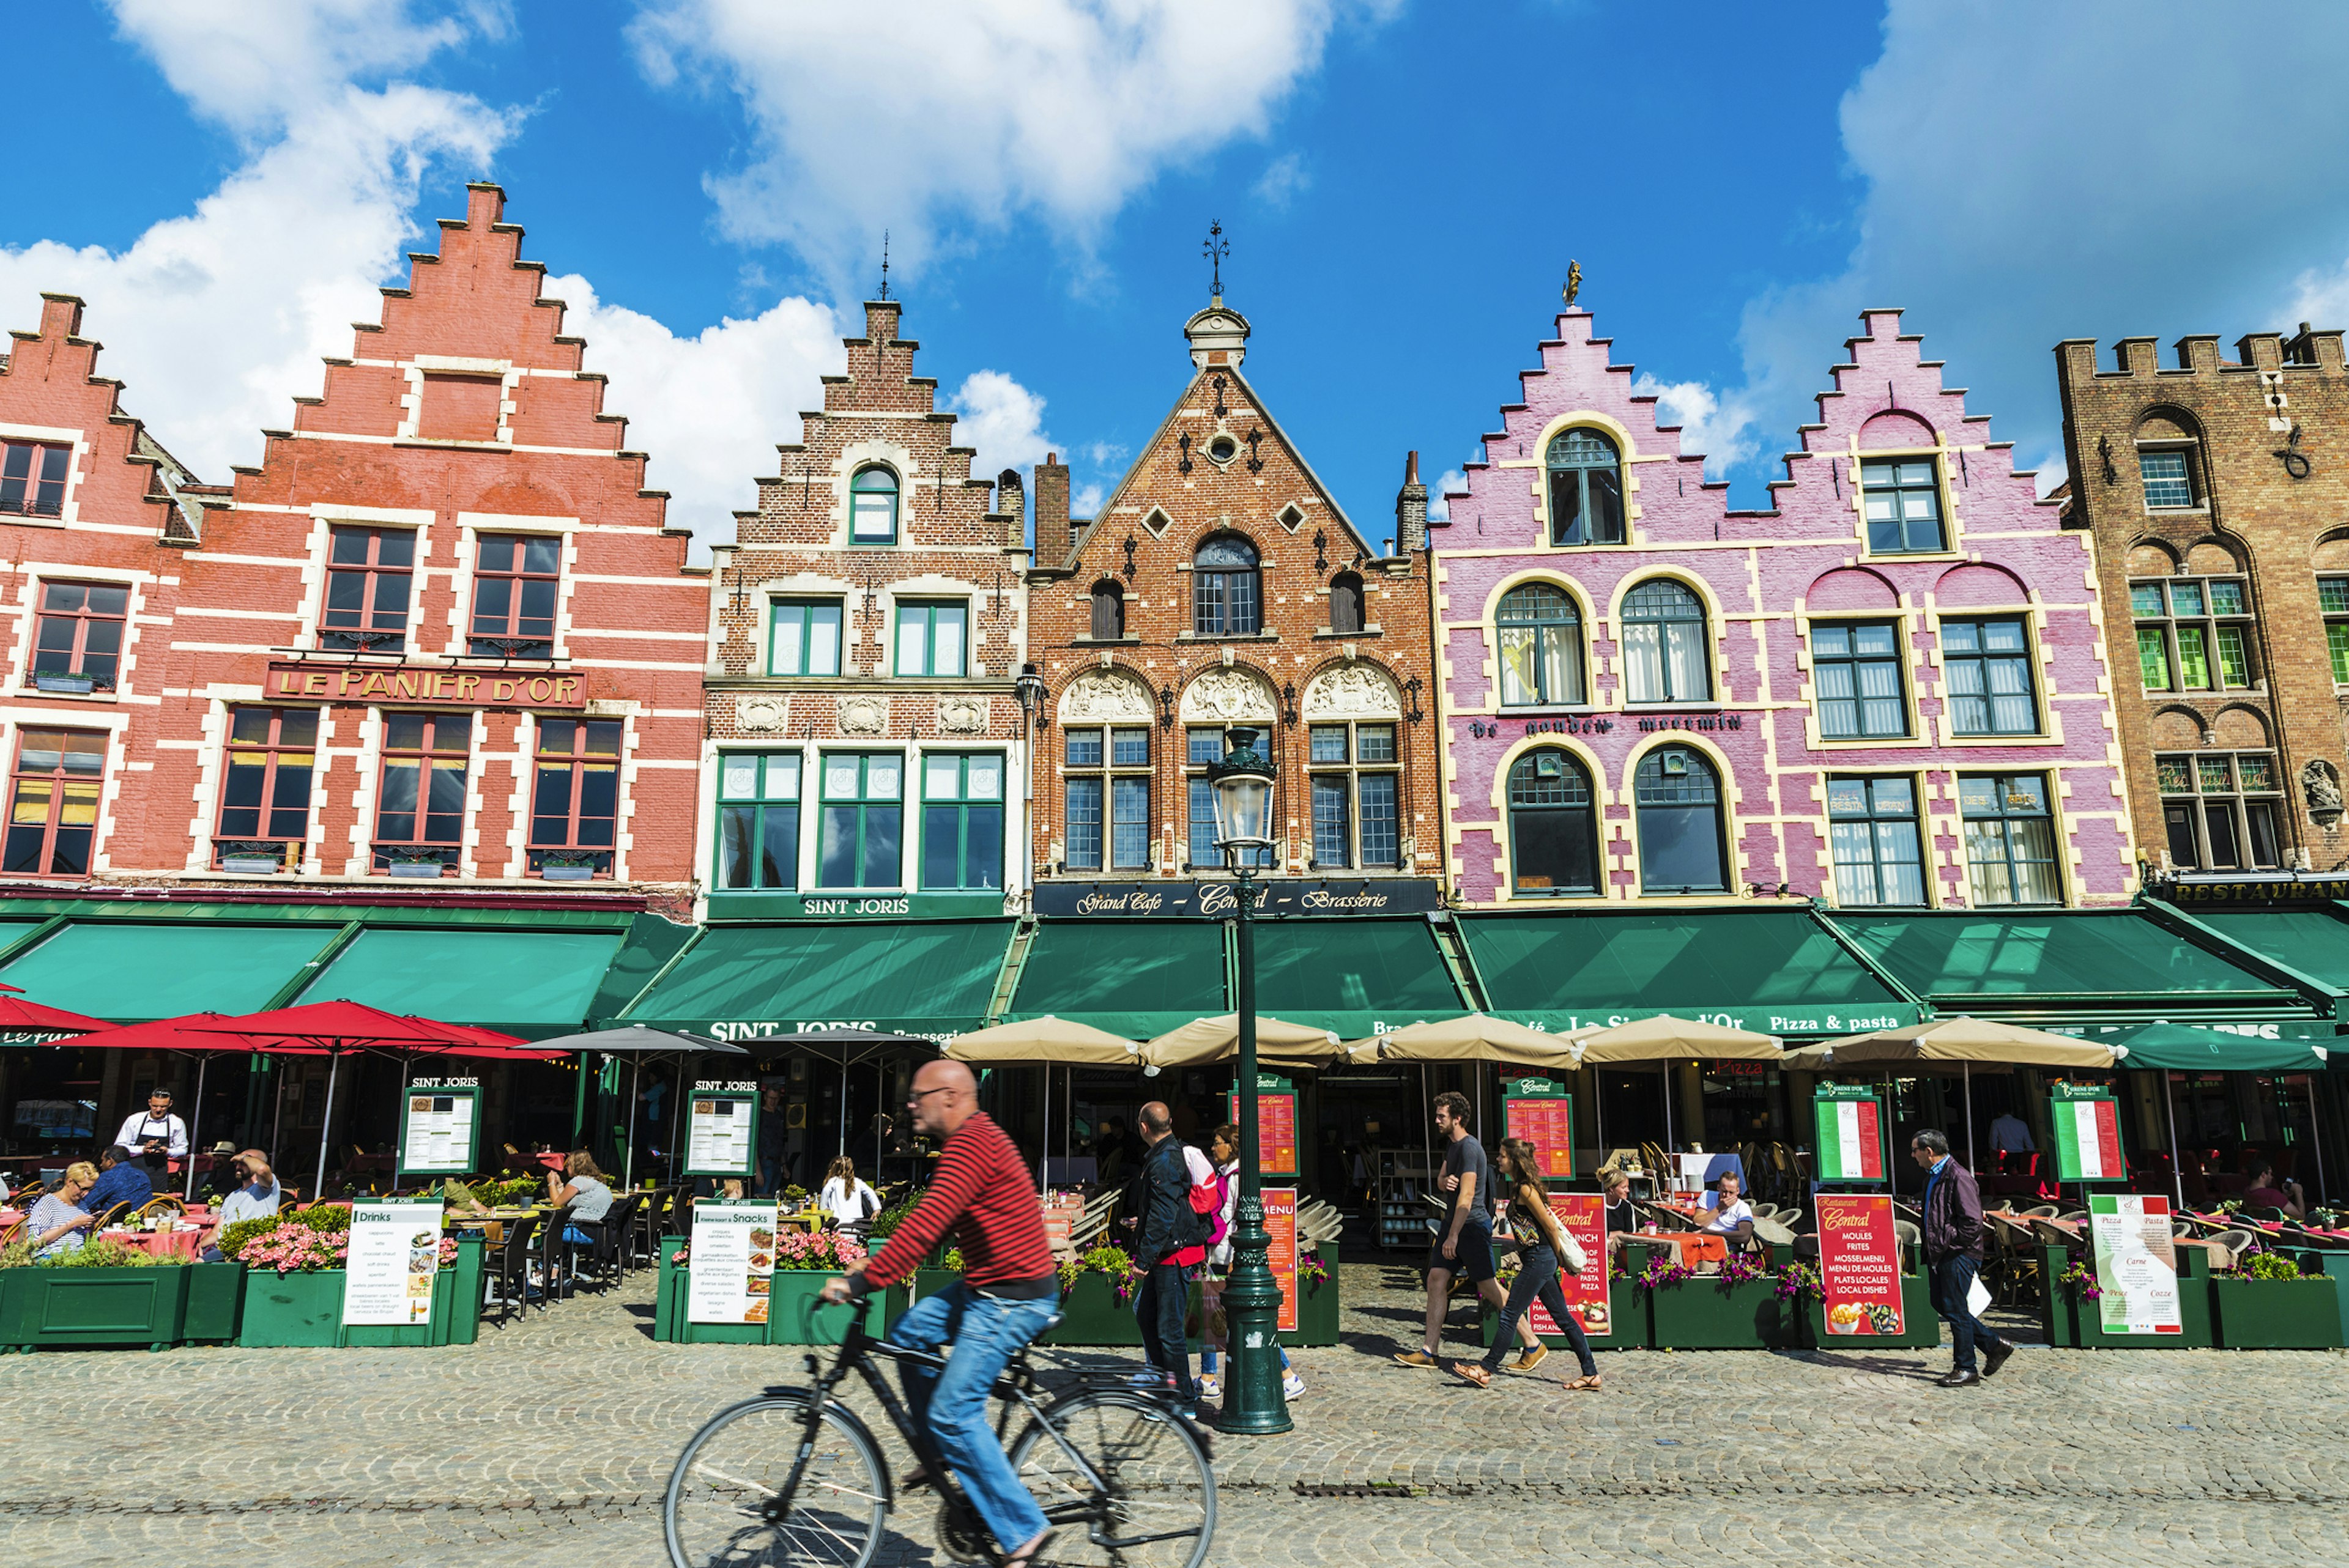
left=2054, top=1085, right=2125, bottom=1183
left=2090, top=1193, right=2181, bottom=1336
left=1816, top=1193, right=1904, bottom=1337
left=686, top=1081, right=760, bottom=1177
left=1263, top=1187, right=1299, bottom=1334
left=398, top=1079, right=479, bottom=1175
left=688, top=1202, right=780, bottom=1326
left=1813, top=1085, right=1885, bottom=1183
left=1524, top=1193, right=1612, bottom=1340
left=344, top=1200, right=443, bottom=1326
left=1229, top=1073, right=1297, bottom=1178
left=1503, top=1081, right=1575, bottom=1180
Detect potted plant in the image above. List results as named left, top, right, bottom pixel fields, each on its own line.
left=0, top=1237, right=195, bottom=1352
left=1644, top=1249, right=1802, bottom=1350
left=32, top=671, right=96, bottom=695
left=766, top=1230, right=894, bottom=1345
left=538, top=850, right=604, bottom=882
left=1290, top=1245, right=1340, bottom=1347
left=231, top=1205, right=478, bottom=1348
left=1041, top=1245, right=1146, bottom=1346
left=2211, top=1248, right=2343, bottom=1350
left=384, top=855, right=447, bottom=879
left=2050, top=1244, right=2214, bottom=1348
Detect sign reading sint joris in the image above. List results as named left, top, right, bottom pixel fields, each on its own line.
left=267, top=660, right=587, bottom=708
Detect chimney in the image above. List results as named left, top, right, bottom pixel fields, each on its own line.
left=995, top=467, right=1026, bottom=549
left=1035, top=452, right=1072, bottom=561
left=1395, top=450, right=1429, bottom=554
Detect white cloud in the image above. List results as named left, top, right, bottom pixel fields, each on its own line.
left=1253, top=152, right=1311, bottom=210
left=1427, top=467, right=1466, bottom=524
left=947, top=369, right=1056, bottom=484
left=626, top=0, right=1392, bottom=287
left=1630, top=374, right=1757, bottom=473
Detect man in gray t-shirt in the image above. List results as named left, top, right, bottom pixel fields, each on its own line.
left=1443, top=1130, right=1493, bottom=1228
left=1396, top=1092, right=1515, bottom=1367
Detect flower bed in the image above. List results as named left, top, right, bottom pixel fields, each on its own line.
left=1643, top=1251, right=1803, bottom=1350
left=2211, top=1251, right=2342, bottom=1350
left=2039, top=1243, right=2214, bottom=1348
left=228, top=1213, right=482, bottom=1349
left=651, top=1235, right=900, bottom=1345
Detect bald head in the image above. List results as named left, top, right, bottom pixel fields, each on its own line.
left=1138, top=1101, right=1172, bottom=1141
left=909, top=1059, right=979, bottom=1138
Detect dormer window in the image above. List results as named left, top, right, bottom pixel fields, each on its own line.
left=1545, top=428, right=1624, bottom=546
left=1193, top=534, right=1261, bottom=635
left=0, top=442, right=70, bottom=519
left=850, top=467, right=899, bottom=544
left=1089, top=580, right=1125, bottom=640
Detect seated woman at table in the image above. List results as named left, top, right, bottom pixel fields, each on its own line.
left=81, top=1145, right=155, bottom=1221
left=1598, top=1166, right=1640, bottom=1256
left=548, top=1151, right=615, bottom=1245
left=29, top=1161, right=100, bottom=1259
left=819, top=1156, right=881, bottom=1232
left=1695, top=1170, right=1756, bottom=1243
left=2241, top=1160, right=2306, bottom=1222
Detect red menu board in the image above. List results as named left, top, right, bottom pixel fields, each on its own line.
left=1816, top=1193, right=1904, bottom=1337
left=1039, top=1194, right=1085, bottom=1254
left=1504, top=1095, right=1575, bottom=1180
left=1263, top=1187, right=1299, bottom=1333
left=1228, top=1084, right=1298, bottom=1177
left=1522, top=1193, right=1614, bottom=1340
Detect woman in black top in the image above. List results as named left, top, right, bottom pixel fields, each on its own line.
left=1600, top=1168, right=1639, bottom=1259
left=1455, top=1139, right=1600, bottom=1391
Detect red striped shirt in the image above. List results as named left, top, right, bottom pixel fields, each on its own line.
left=859, top=1112, right=1053, bottom=1291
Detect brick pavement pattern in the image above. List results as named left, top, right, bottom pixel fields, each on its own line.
left=4, top=1262, right=2345, bottom=1566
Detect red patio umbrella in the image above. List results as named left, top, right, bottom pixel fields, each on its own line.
left=0, top=994, right=113, bottom=1037
left=62, top=1015, right=333, bottom=1197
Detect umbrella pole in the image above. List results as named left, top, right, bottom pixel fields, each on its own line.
left=2163, top=1070, right=2185, bottom=1211
left=625, top=1058, right=639, bottom=1189
left=272, top=1056, right=285, bottom=1169
left=1964, top=1062, right=1976, bottom=1173
left=314, top=1052, right=341, bottom=1199
left=184, top=1056, right=208, bottom=1200
left=1420, top=1064, right=1433, bottom=1204
left=839, top=1059, right=849, bottom=1158
left=2308, top=1074, right=2328, bottom=1207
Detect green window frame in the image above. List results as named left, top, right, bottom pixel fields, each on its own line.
left=921, top=753, right=1004, bottom=891
left=2324, top=577, right=2349, bottom=684
left=1544, top=428, right=1624, bottom=547
left=1827, top=775, right=1926, bottom=907
left=2131, top=575, right=2254, bottom=693
left=717, top=752, right=801, bottom=890
left=770, top=598, right=842, bottom=678
left=850, top=467, right=899, bottom=544
left=894, top=600, right=968, bottom=678
left=1860, top=459, right=1946, bottom=554
left=818, top=752, right=902, bottom=889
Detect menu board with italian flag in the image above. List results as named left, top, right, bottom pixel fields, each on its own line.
left=1523, top=1192, right=1613, bottom=1340
left=685, top=1080, right=760, bottom=1177
left=1503, top=1079, right=1575, bottom=1181
left=2088, top=1193, right=2181, bottom=1335
left=1229, top=1073, right=1297, bottom=1178
left=1815, top=1193, right=1904, bottom=1337
left=398, top=1079, right=480, bottom=1175
left=2053, top=1084, right=2124, bottom=1182
left=1813, top=1085, right=1886, bottom=1183
left=1263, top=1187, right=1299, bottom=1333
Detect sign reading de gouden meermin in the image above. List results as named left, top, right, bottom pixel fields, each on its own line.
left=267, top=660, right=587, bottom=709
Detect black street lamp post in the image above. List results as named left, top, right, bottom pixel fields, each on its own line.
left=1204, top=726, right=1292, bottom=1435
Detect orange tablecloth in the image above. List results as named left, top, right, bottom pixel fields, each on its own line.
left=98, top=1226, right=205, bottom=1260
left=1646, top=1231, right=1730, bottom=1267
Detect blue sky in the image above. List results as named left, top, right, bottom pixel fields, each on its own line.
left=13, top=2, right=2349, bottom=555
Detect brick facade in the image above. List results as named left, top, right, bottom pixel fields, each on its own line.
left=700, top=298, right=1030, bottom=920
left=1024, top=297, right=1441, bottom=889
left=2057, top=325, right=2349, bottom=878
left=1432, top=306, right=2132, bottom=909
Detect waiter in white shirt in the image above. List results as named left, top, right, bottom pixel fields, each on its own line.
left=115, top=1089, right=189, bottom=1167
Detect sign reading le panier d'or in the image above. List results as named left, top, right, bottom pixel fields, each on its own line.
left=269, top=660, right=588, bottom=709
left=1034, top=878, right=1443, bottom=919
left=1813, top=1084, right=1886, bottom=1183
left=398, top=1079, right=480, bottom=1176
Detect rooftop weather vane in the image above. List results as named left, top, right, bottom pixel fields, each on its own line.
left=878, top=230, right=891, bottom=300
left=1565, top=260, right=1581, bottom=307
left=1204, top=220, right=1228, bottom=298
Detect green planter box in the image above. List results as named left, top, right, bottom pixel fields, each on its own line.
left=911, top=1267, right=961, bottom=1303
left=236, top=1240, right=485, bottom=1348
left=0, top=1264, right=193, bottom=1350
left=1287, top=1266, right=1340, bottom=1348
left=2211, top=1274, right=2343, bottom=1349
left=651, top=1243, right=895, bottom=1344
left=2295, top=1251, right=2349, bottom=1348
left=1803, top=1274, right=1940, bottom=1350
left=1041, top=1270, right=1143, bottom=1346
left=2043, top=1244, right=2214, bottom=1348
left=1647, top=1275, right=1803, bottom=1350
left=182, top=1262, right=245, bottom=1344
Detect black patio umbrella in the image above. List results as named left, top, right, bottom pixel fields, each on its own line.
left=532, top=1026, right=750, bottom=1185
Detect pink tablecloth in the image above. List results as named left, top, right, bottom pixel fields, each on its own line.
left=97, top=1227, right=206, bottom=1260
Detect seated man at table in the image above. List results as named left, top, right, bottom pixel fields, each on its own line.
left=1694, top=1170, right=1756, bottom=1244
left=81, top=1145, right=155, bottom=1221
left=2241, top=1160, right=2306, bottom=1222
left=200, top=1150, right=281, bottom=1261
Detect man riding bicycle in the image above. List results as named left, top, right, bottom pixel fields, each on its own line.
left=820, top=1059, right=1059, bottom=1567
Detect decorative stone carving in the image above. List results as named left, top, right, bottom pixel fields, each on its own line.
left=837, top=693, right=889, bottom=736
left=1301, top=663, right=1401, bottom=720
left=2304, top=759, right=2343, bottom=827
left=1179, top=665, right=1277, bottom=723
left=737, top=695, right=787, bottom=733
left=937, top=693, right=987, bottom=734
left=1058, top=668, right=1152, bottom=723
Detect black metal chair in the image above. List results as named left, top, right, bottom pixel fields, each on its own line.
left=534, top=1203, right=577, bottom=1307
left=486, top=1213, right=542, bottom=1327
left=579, top=1194, right=638, bottom=1289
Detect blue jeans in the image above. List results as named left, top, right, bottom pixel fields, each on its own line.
left=1929, top=1253, right=2004, bottom=1372
left=1134, top=1261, right=1195, bottom=1403
left=887, top=1281, right=1059, bottom=1553
left=1480, top=1244, right=1597, bottom=1377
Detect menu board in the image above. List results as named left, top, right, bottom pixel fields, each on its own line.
left=686, top=1081, right=760, bottom=1177
left=397, top=1079, right=479, bottom=1175
left=1524, top=1193, right=1612, bottom=1340
left=1503, top=1081, right=1575, bottom=1181
left=1041, top=1194, right=1085, bottom=1254
left=1816, top=1193, right=1904, bottom=1337
left=2090, top=1193, right=2181, bottom=1335
left=688, top=1202, right=780, bottom=1326
left=1813, top=1086, right=1885, bottom=1183
left=2053, top=1085, right=2124, bottom=1182
left=1229, top=1073, right=1297, bottom=1178
left=344, top=1200, right=443, bottom=1326
left=1263, top=1187, right=1299, bottom=1333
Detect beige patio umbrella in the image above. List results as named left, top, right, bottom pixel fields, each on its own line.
left=1141, top=1013, right=1342, bottom=1070
left=1568, top=1016, right=1783, bottom=1182
left=1341, top=1014, right=1590, bottom=1069
left=944, top=1015, right=1141, bottom=1067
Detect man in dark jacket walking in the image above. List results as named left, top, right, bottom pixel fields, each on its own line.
left=1911, top=1129, right=2011, bottom=1386
left=1129, top=1101, right=1204, bottom=1415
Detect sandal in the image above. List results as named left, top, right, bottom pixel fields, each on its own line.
left=999, top=1527, right=1058, bottom=1567
left=1452, top=1362, right=1493, bottom=1389
left=1567, top=1374, right=1603, bottom=1392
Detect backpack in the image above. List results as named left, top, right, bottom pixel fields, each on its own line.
left=1203, top=1167, right=1233, bottom=1250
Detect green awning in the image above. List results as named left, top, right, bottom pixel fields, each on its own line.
left=1007, top=920, right=1226, bottom=1040
left=1828, top=911, right=2305, bottom=1022
left=297, top=926, right=631, bottom=1038
left=2094, top=1023, right=2328, bottom=1074
left=1461, top=909, right=1912, bottom=1035
left=615, top=920, right=1014, bottom=1042
left=1252, top=917, right=1467, bottom=1039
left=0, top=919, right=340, bottom=1021
left=2186, top=908, right=2349, bottom=993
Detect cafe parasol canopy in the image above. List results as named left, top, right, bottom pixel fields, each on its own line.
left=946, top=1016, right=1141, bottom=1067
left=1781, top=1016, right=2118, bottom=1071
left=1341, top=1014, right=1586, bottom=1070
left=1562, top=1015, right=1783, bottom=1165
left=1143, top=1013, right=1342, bottom=1071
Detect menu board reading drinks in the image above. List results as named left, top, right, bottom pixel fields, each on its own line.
left=398, top=1080, right=479, bottom=1175
left=1816, top=1193, right=1904, bottom=1337
left=2090, top=1193, right=2181, bottom=1335
left=1523, top=1193, right=1612, bottom=1340
left=686, top=1081, right=759, bottom=1177
left=1503, top=1081, right=1575, bottom=1181
left=1813, top=1085, right=1885, bottom=1182
left=688, top=1202, right=780, bottom=1326
left=1229, top=1073, right=1297, bottom=1178
left=2053, top=1085, right=2125, bottom=1182
left=343, top=1200, right=443, bottom=1326
left=1263, top=1187, right=1299, bottom=1333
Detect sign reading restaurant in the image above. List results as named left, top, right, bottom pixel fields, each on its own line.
left=2155, top=874, right=2349, bottom=905
left=1033, top=878, right=1445, bottom=919
left=266, top=659, right=588, bottom=709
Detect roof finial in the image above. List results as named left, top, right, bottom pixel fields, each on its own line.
left=1204, top=220, right=1228, bottom=303
left=878, top=230, right=891, bottom=301
left=1564, top=259, right=1581, bottom=308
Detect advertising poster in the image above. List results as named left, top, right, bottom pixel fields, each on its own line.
left=1523, top=1192, right=1612, bottom=1340
left=686, top=1081, right=759, bottom=1177
left=344, top=1200, right=443, bottom=1326
left=1813, top=1086, right=1885, bottom=1182
left=2054, top=1085, right=2126, bottom=1183
left=1816, top=1193, right=1905, bottom=1337
left=1503, top=1083, right=1575, bottom=1180
left=1263, top=1188, right=1299, bottom=1333
left=1229, top=1074, right=1297, bottom=1178
left=2090, top=1193, right=2181, bottom=1335
left=688, top=1202, right=779, bottom=1326
left=398, top=1080, right=479, bottom=1175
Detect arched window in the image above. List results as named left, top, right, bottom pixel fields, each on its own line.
left=850, top=467, right=899, bottom=544
left=1329, top=572, right=1365, bottom=635
left=1620, top=579, right=1710, bottom=703
left=1635, top=746, right=1727, bottom=892
left=1496, top=583, right=1584, bottom=706
left=1508, top=749, right=1598, bottom=895
left=1089, top=580, right=1125, bottom=640
left=1193, top=534, right=1261, bottom=635
left=1545, top=427, right=1624, bottom=546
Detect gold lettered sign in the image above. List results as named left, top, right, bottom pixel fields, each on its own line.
left=268, top=660, right=587, bottom=709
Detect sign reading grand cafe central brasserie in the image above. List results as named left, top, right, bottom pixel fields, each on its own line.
left=1034, top=878, right=1445, bottom=918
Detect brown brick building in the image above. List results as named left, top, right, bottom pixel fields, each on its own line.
left=2057, top=325, right=2349, bottom=880
left=1024, top=295, right=1442, bottom=904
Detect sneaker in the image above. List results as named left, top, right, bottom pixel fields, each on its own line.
left=1198, top=1374, right=1223, bottom=1400
left=1176, top=1403, right=1198, bottom=1422
left=1129, top=1370, right=1172, bottom=1390
left=1510, top=1345, right=1549, bottom=1374
left=1392, top=1350, right=1439, bottom=1369
left=1282, top=1372, right=1305, bottom=1400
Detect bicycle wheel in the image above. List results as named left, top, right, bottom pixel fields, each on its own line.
left=664, top=1393, right=887, bottom=1568
left=1009, top=1391, right=1215, bottom=1568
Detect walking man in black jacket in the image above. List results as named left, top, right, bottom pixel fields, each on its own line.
left=1912, top=1129, right=2012, bottom=1387
left=1129, top=1101, right=1205, bottom=1416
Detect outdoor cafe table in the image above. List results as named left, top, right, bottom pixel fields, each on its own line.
left=95, top=1224, right=205, bottom=1260
left=2019, top=1210, right=2239, bottom=1271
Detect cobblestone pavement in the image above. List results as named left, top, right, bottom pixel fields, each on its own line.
left=4, top=1262, right=2345, bottom=1566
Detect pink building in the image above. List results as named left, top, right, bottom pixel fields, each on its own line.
left=1430, top=306, right=2134, bottom=910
